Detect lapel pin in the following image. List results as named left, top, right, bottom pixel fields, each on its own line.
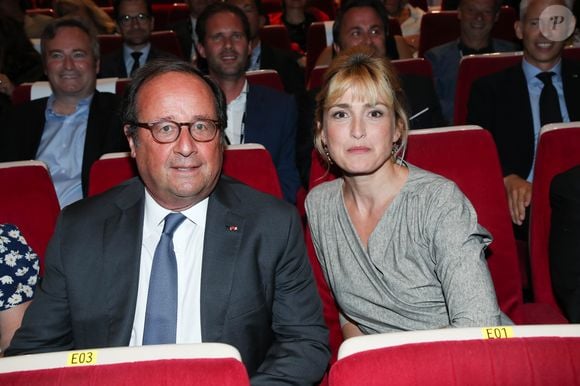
left=226, top=225, right=239, bottom=232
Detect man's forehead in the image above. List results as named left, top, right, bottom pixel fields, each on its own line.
left=525, top=0, right=565, bottom=17
left=343, top=7, right=383, bottom=28
left=207, top=12, right=245, bottom=31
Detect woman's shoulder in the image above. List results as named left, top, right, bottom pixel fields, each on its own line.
left=307, top=179, right=341, bottom=202
left=405, top=164, right=462, bottom=198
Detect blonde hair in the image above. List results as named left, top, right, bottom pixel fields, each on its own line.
left=313, top=45, right=409, bottom=167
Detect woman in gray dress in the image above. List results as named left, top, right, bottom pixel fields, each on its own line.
left=305, top=45, right=504, bottom=339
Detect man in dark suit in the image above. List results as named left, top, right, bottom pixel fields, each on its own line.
left=425, top=0, right=519, bottom=123
left=171, top=0, right=216, bottom=63
left=467, top=0, right=580, bottom=231
left=550, top=165, right=580, bottom=323
left=0, top=18, right=126, bottom=207
left=226, top=0, right=305, bottom=96
left=196, top=2, right=302, bottom=204
left=99, top=0, right=176, bottom=78
left=6, top=59, right=330, bottom=385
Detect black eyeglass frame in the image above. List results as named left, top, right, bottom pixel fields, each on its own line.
left=129, top=119, right=221, bottom=144
left=118, top=13, right=151, bottom=25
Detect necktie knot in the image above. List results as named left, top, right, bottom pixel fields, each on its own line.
left=163, top=213, right=186, bottom=237
left=536, top=71, right=555, bottom=85
left=130, top=51, right=143, bottom=76
left=131, top=51, right=143, bottom=61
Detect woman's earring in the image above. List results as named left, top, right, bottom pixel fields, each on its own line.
left=391, top=142, right=400, bottom=156
left=323, top=143, right=333, bottom=165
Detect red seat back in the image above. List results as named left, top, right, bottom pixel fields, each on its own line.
left=0, top=161, right=60, bottom=273
left=529, top=123, right=580, bottom=310
left=259, top=24, right=292, bottom=51
left=307, top=58, right=433, bottom=91
left=454, top=51, right=522, bottom=125
left=418, top=7, right=518, bottom=58
left=246, top=69, right=285, bottom=92
left=98, top=30, right=184, bottom=59
left=308, top=127, right=566, bottom=333
left=330, top=336, right=580, bottom=386
left=152, top=3, right=190, bottom=31
left=89, top=145, right=283, bottom=199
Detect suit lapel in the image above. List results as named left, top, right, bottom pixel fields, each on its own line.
left=244, top=84, right=264, bottom=144
left=200, top=177, right=245, bottom=341
left=102, top=178, right=146, bottom=345
left=563, top=59, right=580, bottom=121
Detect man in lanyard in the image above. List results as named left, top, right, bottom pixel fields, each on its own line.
left=196, top=2, right=301, bottom=203
left=6, top=59, right=330, bottom=385
left=467, top=0, right=579, bottom=236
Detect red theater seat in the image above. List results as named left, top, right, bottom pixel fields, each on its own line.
left=529, top=122, right=580, bottom=314
left=306, top=126, right=567, bottom=363
left=454, top=51, right=522, bottom=125
left=0, top=343, right=250, bottom=386
left=246, top=69, right=285, bottom=92
left=89, top=144, right=283, bottom=199
left=0, top=161, right=60, bottom=273
left=12, top=78, right=130, bottom=105
left=330, top=325, right=580, bottom=386
left=418, top=7, right=518, bottom=58
left=307, top=58, right=433, bottom=91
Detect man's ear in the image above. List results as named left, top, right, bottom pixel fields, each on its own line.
left=259, top=14, right=266, bottom=28
left=515, top=20, right=523, bottom=40
left=124, top=125, right=137, bottom=158
left=333, top=42, right=341, bottom=54
left=196, top=42, right=207, bottom=59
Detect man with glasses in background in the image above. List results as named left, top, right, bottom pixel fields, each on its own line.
left=7, top=59, right=330, bottom=385
left=99, top=0, right=177, bottom=78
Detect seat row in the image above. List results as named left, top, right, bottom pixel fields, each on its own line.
left=1, top=324, right=579, bottom=385
left=2, top=125, right=579, bottom=356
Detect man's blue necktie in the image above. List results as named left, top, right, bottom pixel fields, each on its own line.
left=143, top=212, right=186, bottom=344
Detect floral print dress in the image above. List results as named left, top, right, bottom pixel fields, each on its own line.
left=0, top=224, right=39, bottom=310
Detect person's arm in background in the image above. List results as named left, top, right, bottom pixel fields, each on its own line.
left=0, top=302, right=32, bottom=356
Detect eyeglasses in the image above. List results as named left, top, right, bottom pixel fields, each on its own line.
left=118, top=13, right=150, bottom=25
left=131, top=119, right=221, bottom=143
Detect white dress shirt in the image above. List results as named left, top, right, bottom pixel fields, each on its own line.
left=130, top=190, right=208, bottom=345
left=225, top=80, right=249, bottom=145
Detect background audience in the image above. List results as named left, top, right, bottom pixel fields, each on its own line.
left=0, top=18, right=127, bottom=207
left=467, top=0, right=579, bottom=239
left=196, top=2, right=301, bottom=203
left=426, top=0, right=518, bottom=123
left=99, top=0, right=177, bottom=78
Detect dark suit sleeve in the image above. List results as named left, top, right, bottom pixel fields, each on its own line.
left=5, top=215, right=75, bottom=356
left=251, top=207, right=330, bottom=385
left=549, top=165, right=580, bottom=323
left=466, top=77, right=494, bottom=134
left=276, top=95, right=301, bottom=204
left=401, top=74, right=446, bottom=129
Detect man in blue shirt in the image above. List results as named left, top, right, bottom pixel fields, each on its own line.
left=467, top=0, right=579, bottom=233
left=0, top=18, right=127, bottom=207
